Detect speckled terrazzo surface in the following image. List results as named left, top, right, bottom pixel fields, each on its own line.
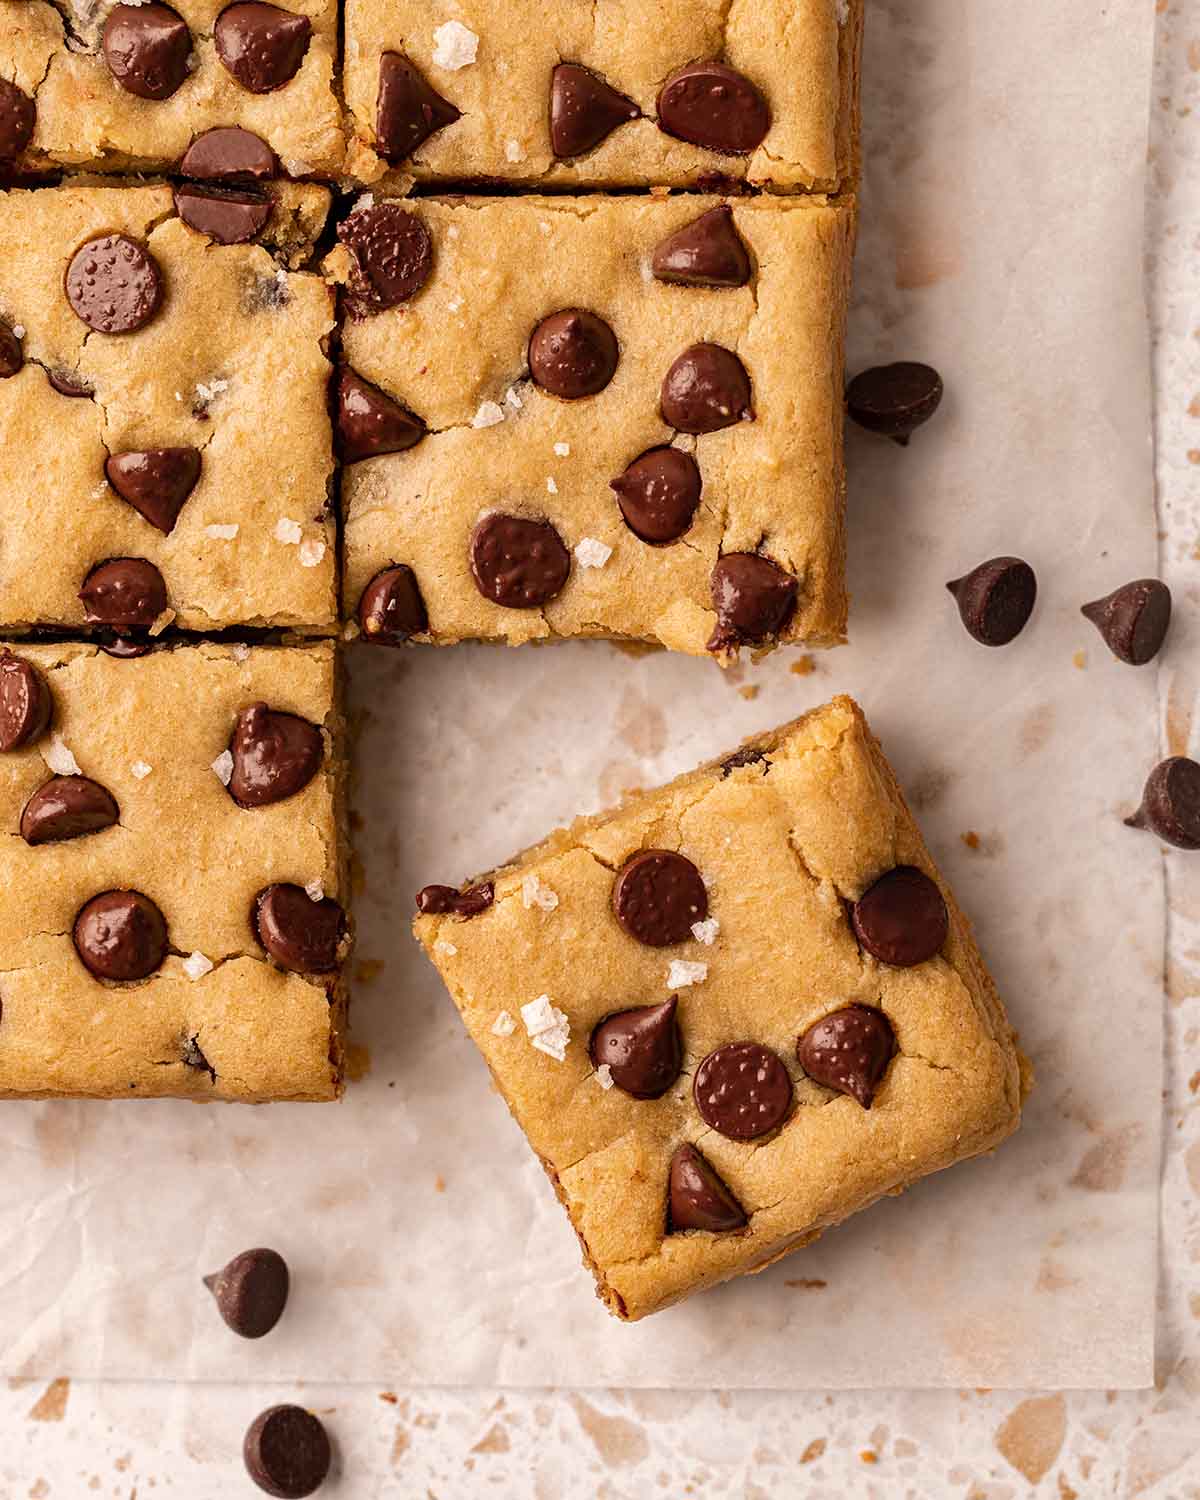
left=5, top=1, right=1200, bottom=1494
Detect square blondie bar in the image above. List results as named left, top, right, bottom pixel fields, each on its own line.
left=415, top=697, right=1027, bottom=1320
left=332, top=193, right=853, bottom=660
left=0, top=640, right=348, bottom=1100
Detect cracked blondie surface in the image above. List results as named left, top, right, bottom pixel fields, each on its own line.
left=415, top=697, right=1027, bottom=1320
left=0, top=641, right=347, bottom=1100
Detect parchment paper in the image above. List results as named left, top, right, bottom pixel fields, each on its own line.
left=0, top=0, right=1162, bottom=1388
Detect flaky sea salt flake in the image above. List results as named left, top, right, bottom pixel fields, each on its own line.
left=432, top=19, right=478, bottom=69
left=521, top=874, right=559, bottom=912
left=205, top=523, right=239, bottom=540
left=574, top=537, right=612, bottom=569
left=595, top=1063, right=614, bottom=1090
left=43, top=734, right=80, bottom=776
left=274, top=517, right=303, bottom=544
left=472, top=400, right=505, bottom=429
left=211, top=749, right=234, bottom=785
left=130, top=760, right=152, bottom=780
left=491, top=1009, right=516, bottom=1037
left=505, top=139, right=525, bottom=163
left=183, top=951, right=214, bottom=981
left=305, top=879, right=325, bottom=903
left=553, top=442, right=570, bottom=457
left=667, top=959, right=708, bottom=989
left=299, top=538, right=326, bottom=568
left=691, top=918, right=720, bottom=946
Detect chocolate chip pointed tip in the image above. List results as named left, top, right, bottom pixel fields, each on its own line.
left=357, top=564, right=428, bottom=644
left=215, top=2, right=312, bottom=94
left=105, top=447, right=201, bottom=533
left=254, top=883, right=345, bottom=973
left=651, top=204, right=751, bottom=288
left=707, top=553, right=797, bottom=653
left=1081, top=578, right=1171, bottom=665
left=20, top=776, right=119, bottom=845
left=947, top=556, right=1036, bottom=647
left=528, top=309, right=619, bottom=400
left=204, top=1247, right=290, bottom=1338
left=335, top=367, right=425, bottom=462
left=243, top=1404, right=330, bottom=1498
left=847, top=362, right=944, bottom=443
left=589, top=998, right=682, bottom=1099
left=0, top=650, right=52, bottom=752
left=73, top=889, right=168, bottom=981
left=852, top=866, right=948, bottom=968
left=550, top=62, right=639, bottom=159
left=660, top=342, right=752, bottom=434
left=228, top=703, right=323, bottom=808
left=611, top=447, right=701, bottom=545
left=102, top=2, right=192, bottom=101
left=377, top=51, right=461, bottom=162
left=1126, top=756, right=1200, bottom=849
left=612, top=850, right=707, bottom=947
left=797, top=1004, right=895, bottom=1108
left=668, top=1143, right=747, bottom=1234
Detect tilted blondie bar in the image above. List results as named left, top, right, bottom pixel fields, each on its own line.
left=331, top=193, right=853, bottom=659
left=342, top=0, right=861, bottom=192
left=0, top=181, right=337, bottom=637
left=0, top=0, right=343, bottom=175
left=415, top=697, right=1027, bottom=1320
left=0, top=640, right=349, bottom=1100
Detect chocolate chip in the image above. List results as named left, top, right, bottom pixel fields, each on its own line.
left=337, top=203, right=433, bottom=312
left=667, top=1143, right=747, bottom=1234
left=357, top=564, right=428, bottom=644
left=528, top=310, right=619, bottom=400
left=204, top=1248, right=290, bottom=1338
left=47, top=369, right=92, bottom=398
left=0, top=78, right=35, bottom=161
left=549, top=63, right=639, bottom=158
left=1125, top=757, right=1200, bottom=849
left=1082, top=579, right=1171, bottom=666
left=416, top=882, right=494, bottom=918
left=98, top=634, right=151, bottom=658
left=180, top=126, right=277, bottom=180
left=174, top=184, right=272, bottom=245
left=215, top=2, right=311, bottom=93
left=610, top=447, right=700, bottom=545
left=0, top=650, right=51, bottom=752
left=335, top=367, right=425, bottom=462
left=80, top=558, right=167, bottom=628
left=254, top=883, right=345, bottom=973
left=846, top=362, right=943, bottom=444
left=243, top=1405, right=330, bottom=1499
left=946, top=556, right=1037, bottom=647
left=102, top=2, right=192, bottom=101
left=65, top=234, right=162, bottom=335
left=852, top=866, right=948, bottom=968
left=376, top=51, right=461, bottom=162
left=707, top=553, right=797, bottom=652
left=228, top=703, right=323, bottom=809
left=590, top=998, right=682, bottom=1099
left=657, top=62, right=769, bottom=155
left=0, top=320, right=21, bottom=378
left=183, top=1035, right=214, bottom=1075
left=73, top=890, right=168, bottom=981
left=651, top=205, right=751, bottom=288
left=694, top=1041, right=792, bottom=1140
left=721, top=745, right=767, bottom=776
left=612, top=850, right=707, bottom=947
left=469, top=514, right=570, bottom=609
left=660, top=342, right=752, bottom=433
left=105, top=448, right=200, bottom=534
left=20, top=776, right=119, bottom=845
left=797, top=1004, right=895, bottom=1108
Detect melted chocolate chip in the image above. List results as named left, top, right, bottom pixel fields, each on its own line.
left=651, top=205, right=751, bottom=288
left=528, top=309, right=619, bottom=400
left=694, top=1041, right=792, bottom=1140
left=668, top=1143, right=747, bottom=1234
left=797, top=1004, right=895, bottom=1108
left=1125, top=757, right=1200, bottom=849
left=851, top=866, right=948, bottom=968
left=47, top=369, right=93, bottom=398
left=657, top=62, right=769, bottom=155
left=175, top=185, right=272, bottom=245
left=0, top=78, right=36, bottom=162
left=708, top=553, right=797, bottom=652
left=182, top=1034, right=214, bottom=1076
left=721, top=745, right=768, bottom=776
left=20, top=776, right=119, bottom=845
left=376, top=51, right=461, bottom=162
left=612, top=850, right=707, bottom=947
left=227, top=704, right=323, bottom=809
left=335, top=367, right=425, bottom=461
left=590, top=998, right=682, bottom=1099
left=105, top=447, right=201, bottom=533
left=549, top=63, right=639, bottom=158
left=660, top=342, right=753, bottom=433
left=204, top=1247, right=289, bottom=1339
left=102, top=3, right=192, bottom=101
left=243, top=1404, right=330, bottom=1499
left=416, top=882, right=494, bottom=918
left=180, top=126, right=277, bottom=180
left=469, top=514, right=570, bottom=609
left=337, top=203, right=433, bottom=311
left=357, top=564, right=428, bottom=643
left=846, top=362, right=943, bottom=444
left=610, top=446, right=701, bottom=544
left=98, top=633, right=151, bottom=658
left=0, top=650, right=51, bottom=752
left=65, top=234, right=162, bottom=335
left=947, top=557, right=1037, bottom=647
left=215, top=2, right=311, bottom=93
left=73, top=890, right=168, bottom=981
left=1081, top=579, right=1171, bottom=666
left=254, top=883, right=345, bottom=973
left=79, top=558, right=167, bottom=628
left=0, top=320, right=23, bottom=378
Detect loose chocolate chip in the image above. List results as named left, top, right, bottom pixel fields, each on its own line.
left=0, top=650, right=51, bottom=752
left=254, top=883, right=345, bottom=973
left=337, top=203, right=433, bottom=311
left=1082, top=578, right=1171, bottom=666
left=175, top=184, right=272, bottom=245
left=80, top=558, right=167, bottom=628
left=335, top=367, right=425, bottom=462
left=528, top=310, right=619, bottom=401
left=357, top=564, right=428, bottom=643
left=852, top=866, right=948, bottom=968
left=549, top=62, right=639, bottom=159
left=1126, top=757, right=1200, bottom=849
left=48, top=369, right=92, bottom=398
left=20, top=776, right=119, bottom=845
left=105, top=447, right=201, bottom=534
left=469, top=514, right=571, bottom=609
left=73, top=890, right=168, bottom=981
left=651, top=205, right=751, bottom=289
left=612, top=850, right=707, bottom=948
left=377, top=51, right=460, bottom=162
left=204, top=1248, right=290, bottom=1338
left=667, top=1143, right=747, bottom=1234
left=694, top=1041, right=793, bottom=1140
left=0, top=77, right=35, bottom=161
left=846, top=362, right=943, bottom=444
left=228, top=703, right=323, bottom=809
left=215, top=2, right=311, bottom=93
left=416, top=882, right=494, bottom=918
left=946, top=556, right=1037, bottom=647
left=797, top=1004, right=895, bottom=1109
left=660, top=342, right=753, bottom=433
left=102, top=2, right=192, bottom=101
left=0, top=320, right=21, bottom=378
left=65, top=234, right=162, bottom=335
left=244, top=1404, right=330, bottom=1499
left=657, top=62, right=769, bottom=155
left=180, top=126, right=277, bottom=180
left=707, top=553, right=797, bottom=652
left=610, top=446, right=700, bottom=545
left=590, top=998, right=682, bottom=1099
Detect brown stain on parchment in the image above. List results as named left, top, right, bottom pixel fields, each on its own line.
left=1166, top=676, right=1193, bottom=757
left=390, top=1423, right=410, bottom=1464
left=344, top=1043, right=371, bottom=1082
left=908, top=766, right=955, bottom=811
left=1071, top=1124, right=1142, bottom=1192
left=1019, top=704, right=1056, bottom=757
left=1185, top=1140, right=1200, bottom=1195
left=1036, top=1257, right=1079, bottom=1293
left=994, top=1394, right=1066, bottom=1483
left=569, top=1395, right=650, bottom=1467
left=28, top=1378, right=69, bottom=1423
left=801, top=1438, right=826, bottom=1463
left=616, top=688, right=666, bottom=759
left=33, top=1105, right=78, bottom=1170
left=471, top=1425, right=510, bottom=1454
